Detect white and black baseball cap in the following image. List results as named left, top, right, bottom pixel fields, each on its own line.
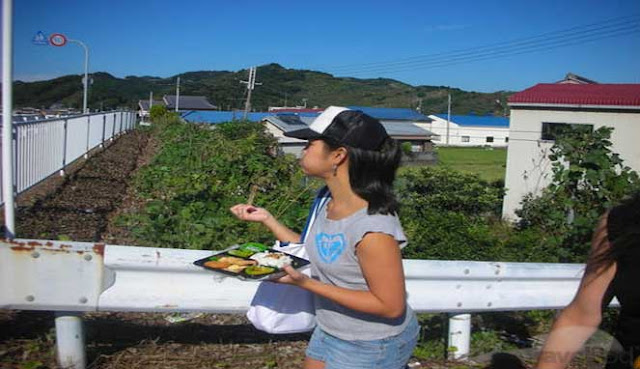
left=283, top=106, right=390, bottom=151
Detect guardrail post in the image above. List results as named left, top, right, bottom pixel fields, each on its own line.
left=448, top=313, right=471, bottom=360
left=84, top=115, right=90, bottom=159
left=60, top=119, right=68, bottom=176
left=55, top=311, right=86, bottom=369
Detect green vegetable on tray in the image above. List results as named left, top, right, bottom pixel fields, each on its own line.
left=240, top=242, right=269, bottom=253
left=245, top=265, right=276, bottom=276
left=227, top=249, right=255, bottom=258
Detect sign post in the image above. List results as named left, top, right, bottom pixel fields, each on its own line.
left=48, top=33, right=90, bottom=114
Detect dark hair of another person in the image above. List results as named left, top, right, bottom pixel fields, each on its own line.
left=586, top=191, right=640, bottom=276
left=322, top=134, right=402, bottom=216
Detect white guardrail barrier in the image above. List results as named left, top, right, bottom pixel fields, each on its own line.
left=0, top=239, right=609, bottom=368
left=0, top=111, right=136, bottom=205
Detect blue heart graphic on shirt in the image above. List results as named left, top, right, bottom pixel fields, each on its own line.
left=315, top=233, right=346, bottom=264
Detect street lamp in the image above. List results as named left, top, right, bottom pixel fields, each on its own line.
left=69, top=39, right=89, bottom=114
left=48, top=33, right=89, bottom=114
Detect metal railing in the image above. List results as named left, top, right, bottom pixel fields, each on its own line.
left=0, top=111, right=136, bottom=205
left=0, top=238, right=610, bottom=369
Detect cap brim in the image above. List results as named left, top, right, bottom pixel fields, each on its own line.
left=283, top=128, right=323, bottom=140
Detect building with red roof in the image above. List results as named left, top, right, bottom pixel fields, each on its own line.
left=502, top=80, right=640, bottom=219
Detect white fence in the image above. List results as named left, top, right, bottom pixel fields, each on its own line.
left=0, top=111, right=136, bottom=205
left=0, top=238, right=608, bottom=369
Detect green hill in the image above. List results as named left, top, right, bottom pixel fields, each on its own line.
left=13, top=63, right=513, bottom=115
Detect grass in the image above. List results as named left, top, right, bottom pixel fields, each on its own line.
left=435, top=146, right=507, bottom=183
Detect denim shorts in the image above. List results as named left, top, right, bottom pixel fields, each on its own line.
left=306, top=314, right=419, bottom=369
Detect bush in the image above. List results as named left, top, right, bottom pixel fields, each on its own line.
left=517, top=126, right=640, bottom=262
left=397, top=167, right=508, bottom=261
left=149, top=105, right=170, bottom=122
left=119, top=120, right=315, bottom=249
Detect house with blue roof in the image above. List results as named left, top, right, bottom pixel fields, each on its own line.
left=418, top=114, right=510, bottom=147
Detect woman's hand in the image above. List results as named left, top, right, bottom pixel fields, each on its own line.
left=229, top=204, right=272, bottom=223
left=274, top=265, right=309, bottom=286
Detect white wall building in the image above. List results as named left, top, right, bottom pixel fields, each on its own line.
left=420, top=114, right=510, bottom=147
left=502, top=83, right=640, bottom=220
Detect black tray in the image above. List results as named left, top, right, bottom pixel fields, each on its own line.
left=193, top=243, right=310, bottom=281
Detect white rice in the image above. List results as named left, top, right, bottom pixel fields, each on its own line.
left=249, top=252, right=293, bottom=269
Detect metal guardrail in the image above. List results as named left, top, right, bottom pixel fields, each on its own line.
left=0, top=238, right=608, bottom=368
left=0, top=111, right=136, bottom=205
left=0, top=238, right=590, bottom=314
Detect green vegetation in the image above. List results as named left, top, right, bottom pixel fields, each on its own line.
left=517, top=126, right=640, bottom=262
left=118, top=115, right=316, bottom=250
left=117, top=119, right=638, bottom=361
left=14, top=63, right=512, bottom=114
left=434, top=146, right=507, bottom=183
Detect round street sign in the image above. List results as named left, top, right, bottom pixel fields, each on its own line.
left=49, top=33, right=67, bottom=47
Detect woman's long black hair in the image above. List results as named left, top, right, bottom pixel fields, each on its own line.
left=323, top=136, right=402, bottom=216
left=586, top=191, right=640, bottom=276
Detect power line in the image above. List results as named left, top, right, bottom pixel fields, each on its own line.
left=316, top=15, right=639, bottom=76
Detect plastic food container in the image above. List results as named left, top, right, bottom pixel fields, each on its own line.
left=193, top=242, right=310, bottom=281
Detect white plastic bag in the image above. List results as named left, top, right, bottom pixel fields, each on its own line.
left=246, top=241, right=316, bottom=334
left=246, top=188, right=330, bottom=334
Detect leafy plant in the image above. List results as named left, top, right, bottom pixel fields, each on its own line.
left=119, top=117, right=316, bottom=250
left=517, top=126, right=640, bottom=262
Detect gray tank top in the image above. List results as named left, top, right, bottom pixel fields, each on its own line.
left=304, top=201, right=414, bottom=340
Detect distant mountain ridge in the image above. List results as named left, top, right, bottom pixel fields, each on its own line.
left=13, top=63, right=513, bottom=116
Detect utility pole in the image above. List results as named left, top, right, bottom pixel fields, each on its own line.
left=241, top=67, right=261, bottom=119
left=175, top=77, right=180, bottom=112
left=149, top=91, right=153, bottom=122
left=446, top=93, right=451, bottom=146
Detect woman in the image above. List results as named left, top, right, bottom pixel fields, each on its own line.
left=536, top=192, right=640, bottom=369
left=230, top=106, right=419, bottom=369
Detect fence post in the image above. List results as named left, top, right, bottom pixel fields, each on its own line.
left=448, top=313, right=471, bottom=360
left=55, top=312, right=86, bottom=369
left=101, top=114, right=106, bottom=148
left=111, top=113, right=116, bottom=141
left=60, top=119, right=68, bottom=176
left=84, top=114, right=90, bottom=159
left=119, top=111, right=123, bottom=134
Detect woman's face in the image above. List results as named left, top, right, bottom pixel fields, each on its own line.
left=299, top=139, right=335, bottom=177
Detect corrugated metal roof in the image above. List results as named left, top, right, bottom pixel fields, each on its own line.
left=508, top=84, right=640, bottom=106
left=181, top=110, right=271, bottom=123
left=347, top=106, right=431, bottom=121
left=263, top=114, right=317, bottom=132
left=380, top=121, right=434, bottom=137
left=433, top=114, right=509, bottom=128
left=164, top=95, right=217, bottom=110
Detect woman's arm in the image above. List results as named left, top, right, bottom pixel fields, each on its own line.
left=536, top=216, right=616, bottom=369
left=229, top=204, right=301, bottom=243
left=278, top=232, right=407, bottom=319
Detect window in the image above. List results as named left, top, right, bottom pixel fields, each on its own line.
left=541, top=123, right=593, bottom=141
left=486, top=136, right=494, bottom=143
left=461, top=136, right=470, bottom=142
left=505, top=137, right=509, bottom=143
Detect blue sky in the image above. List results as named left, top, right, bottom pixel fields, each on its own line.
left=7, top=0, right=640, bottom=92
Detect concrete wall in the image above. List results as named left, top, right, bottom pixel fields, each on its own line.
left=502, top=108, right=640, bottom=220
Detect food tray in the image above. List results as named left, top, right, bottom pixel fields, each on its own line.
left=193, top=242, right=310, bottom=281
